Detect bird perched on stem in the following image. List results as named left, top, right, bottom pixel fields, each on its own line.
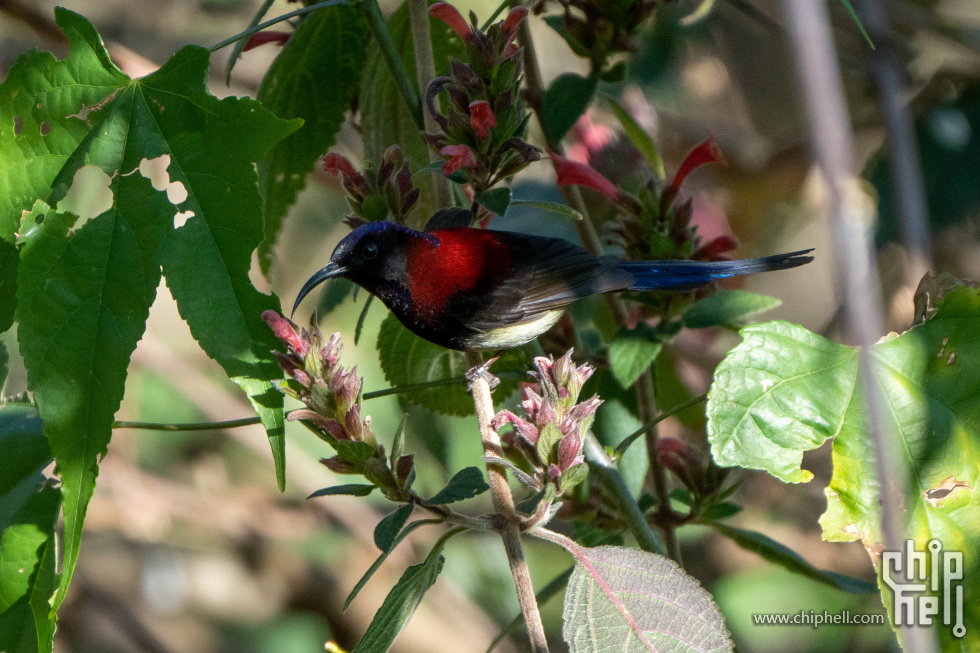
left=292, top=210, right=813, bottom=351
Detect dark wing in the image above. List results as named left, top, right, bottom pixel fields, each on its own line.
left=424, top=207, right=474, bottom=231
left=463, top=231, right=634, bottom=331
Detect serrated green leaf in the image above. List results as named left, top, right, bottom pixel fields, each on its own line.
left=709, top=522, right=876, bottom=594
left=256, top=5, right=368, bottom=274
left=706, top=286, right=980, bottom=649
left=360, top=1, right=465, bottom=230
left=510, top=199, right=582, bottom=220
left=344, top=518, right=437, bottom=611
left=542, top=73, right=598, bottom=145
left=424, top=467, right=489, bottom=505
left=374, top=504, right=414, bottom=551
left=352, top=542, right=446, bottom=653
left=0, top=403, right=59, bottom=653
left=602, top=93, right=665, bottom=180
left=376, top=314, right=525, bottom=416
left=608, top=325, right=662, bottom=388
left=562, top=544, right=732, bottom=652
left=307, top=484, right=376, bottom=498
left=4, top=10, right=299, bottom=610
left=474, top=187, right=512, bottom=217
left=682, top=289, right=782, bottom=329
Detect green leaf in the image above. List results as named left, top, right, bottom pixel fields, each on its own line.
left=4, top=10, right=299, bottom=610
left=317, top=277, right=355, bottom=316
left=376, top=314, right=526, bottom=416
left=542, top=15, right=589, bottom=58
left=706, top=286, right=980, bottom=649
left=838, top=0, right=875, bottom=49
left=699, top=501, right=741, bottom=520
left=542, top=73, right=598, bottom=145
left=510, top=199, right=583, bottom=221
left=352, top=540, right=447, bottom=653
left=562, top=544, right=732, bottom=652
left=423, top=467, right=489, bottom=505
left=602, top=93, right=666, bottom=180
left=681, top=289, right=781, bottom=329
left=374, top=504, right=414, bottom=551
left=0, top=240, right=17, bottom=334
left=256, top=4, right=368, bottom=274
left=359, top=0, right=465, bottom=230
left=344, top=519, right=438, bottom=610
left=474, top=187, right=512, bottom=217
left=224, top=0, right=276, bottom=84
left=709, top=522, right=877, bottom=594
left=307, top=484, right=376, bottom=498
left=0, top=403, right=59, bottom=653
left=608, top=325, right=662, bottom=388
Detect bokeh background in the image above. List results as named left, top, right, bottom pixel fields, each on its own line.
left=1, top=0, right=978, bottom=651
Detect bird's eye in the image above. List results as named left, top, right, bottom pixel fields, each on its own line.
left=361, top=242, right=378, bottom=260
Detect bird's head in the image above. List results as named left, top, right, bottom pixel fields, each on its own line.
left=292, top=221, right=436, bottom=316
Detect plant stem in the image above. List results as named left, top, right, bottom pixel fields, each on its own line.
left=614, top=393, right=708, bottom=456
left=208, top=0, right=353, bottom=52
left=359, top=0, right=425, bottom=131
left=113, top=417, right=262, bottom=431
left=583, top=434, right=665, bottom=555
left=513, top=9, right=681, bottom=563
left=465, top=351, right=549, bottom=653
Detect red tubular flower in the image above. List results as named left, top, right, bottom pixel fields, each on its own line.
left=242, top=31, right=290, bottom=52
left=262, top=310, right=307, bottom=356
left=440, top=144, right=477, bottom=175
left=693, top=234, right=740, bottom=261
left=502, top=6, right=528, bottom=39
left=469, top=100, right=497, bottom=138
left=551, top=152, right=621, bottom=203
left=671, top=133, right=727, bottom=192
left=430, top=3, right=475, bottom=42
left=321, top=153, right=358, bottom=178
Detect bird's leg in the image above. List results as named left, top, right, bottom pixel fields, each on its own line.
left=465, top=355, right=500, bottom=391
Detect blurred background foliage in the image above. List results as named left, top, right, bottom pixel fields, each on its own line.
left=1, top=0, right=978, bottom=650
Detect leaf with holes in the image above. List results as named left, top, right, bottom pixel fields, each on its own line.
left=706, top=285, right=980, bottom=649
left=0, top=403, right=59, bottom=653
left=359, top=0, right=465, bottom=229
left=376, top=314, right=526, bottom=416
left=4, top=9, right=299, bottom=610
left=562, top=544, right=732, bottom=652
left=256, top=4, right=368, bottom=274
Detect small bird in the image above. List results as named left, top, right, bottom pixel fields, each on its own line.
left=293, top=210, right=813, bottom=351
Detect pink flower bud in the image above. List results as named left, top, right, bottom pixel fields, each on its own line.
left=440, top=144, right=478, bottom=175
left=430, top=3, right=475, bottom=42
left=557, top=431, right=582, bottom=471
left=551, top=152, right=622, bottom=203
left=321, top=152, right=358, bottom=178
left=469, top=100, right=497, bottom=138
left=242, top=31, right=290, bottom=52
left=502, top=6, right=528, bottom=39
left=492, top=410, right=540, bottom=444
left=262, top=310, right=308, bottom=356
left=670, top=133, right=727, bottom=192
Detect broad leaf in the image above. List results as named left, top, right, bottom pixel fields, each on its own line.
left=359, top=0, right=465, bottom=230
left=376, top=314, right=526, bottom=416
left=681, top=289, right=781, bottom=330
left=474, top=187, right=512, bottom=217
left=423, top=466, right=489, bottom=505
left=352, top=543, right=446, bottom=653
left=0, top=404, right=59, bottom=653
left=4, top=10, right=299, bottom=610
left=344, top=519, right=437, bottom=610
left=706, top=286, right=980, bottom=649
left=709, top=522, right=877, bottom=594
left=256, top=4, right=368, bottom=273
left=542, top=73, right=598, bottom=145
left=562, top=544, right=732, bottom=652
left=0, top=240, right=17, bottom=333
left=608, top=325, right=661, bottom=388
left=307, top=484, right=376, bottom=498
left=374, top=504, right=414, bottom=551
left=603, top=93, right=665, bottom=179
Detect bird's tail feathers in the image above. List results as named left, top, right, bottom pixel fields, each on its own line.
left=621, top=249, right=814, bottom=292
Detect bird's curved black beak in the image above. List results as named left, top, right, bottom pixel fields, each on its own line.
left=291, top=262, right=347, bottom=317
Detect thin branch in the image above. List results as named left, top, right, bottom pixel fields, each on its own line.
left=513, top=7, right=681, bottom=563
left=782, top=1, right=936, bottom=651
left=208, top=0, right=353, bottom=52
left=465, top=351, right=549, bottom=653
left=614, top=393, right=708, bottom=457
left=359, top=0, right=425, bottom=131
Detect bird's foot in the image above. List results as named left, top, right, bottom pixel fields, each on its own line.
left=466, top=356, right=501, bottom=391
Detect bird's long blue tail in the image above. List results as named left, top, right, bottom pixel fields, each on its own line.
left=620, top=249, right=814, bottom=292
